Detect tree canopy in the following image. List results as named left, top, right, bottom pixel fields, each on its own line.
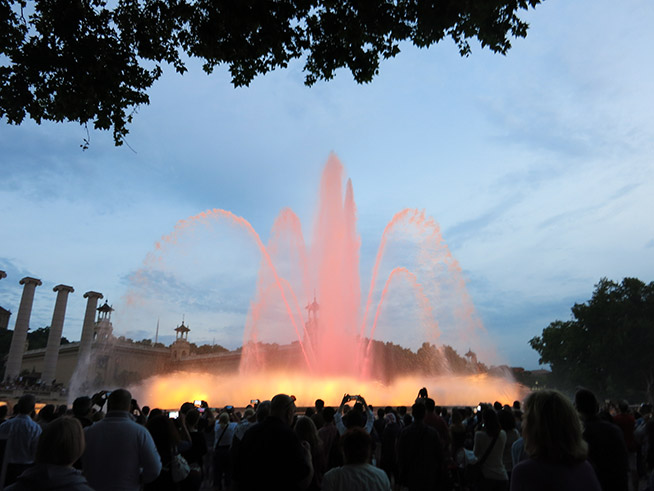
left=1, top=0, right=542, bottom=146
left=530, top=278, right=654, bottom=401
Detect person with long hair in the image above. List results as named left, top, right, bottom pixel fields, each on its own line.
left=498, top=408, right=520, bottom=481
left=295, top=416, right=327, bottom=491
left=213, top=411, right=237, bottom=491
left=510, top=390, right=601, bottom=491
left=7, top=417, right=93, bottom=490
left=472, top=408, right=508, bottom=491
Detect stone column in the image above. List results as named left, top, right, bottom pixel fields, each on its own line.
left=76, top=291, right=103, bottom=365
left=41, top=284, right=74, bottom=385
left=4, top=276, right=42, bottom=382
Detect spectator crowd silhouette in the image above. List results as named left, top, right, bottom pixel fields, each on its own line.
left=0, top=385, right=651, bottom=491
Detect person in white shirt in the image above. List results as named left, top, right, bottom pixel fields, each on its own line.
left=0, top=394, right=42, bottom=485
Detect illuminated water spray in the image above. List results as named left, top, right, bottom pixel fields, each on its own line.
left=125, top=155, right=524, bottom=407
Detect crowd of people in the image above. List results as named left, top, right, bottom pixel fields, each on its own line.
left=0, top=386, right=652, bottom=491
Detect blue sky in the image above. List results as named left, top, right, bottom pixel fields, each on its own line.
left=1, top=0, right=653, bottom=370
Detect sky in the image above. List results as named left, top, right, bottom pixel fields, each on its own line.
left=1, top=0, right=653, bottom=370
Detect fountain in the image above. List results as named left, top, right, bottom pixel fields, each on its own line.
left=124, top=155, right=524, bottom=407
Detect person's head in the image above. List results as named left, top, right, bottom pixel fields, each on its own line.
left=451, top=408, right=463, bottom=425
left=218, top=412, right=230, bottom=426
left=107, top=389, right=132, bottom=412
left=141, top=406, right=150, bottom=417
left=180, top=402, right=195, bottom=415
left=35, top=417, right=85, bottom=466
left=618, top=400, right=630, bottom=414
left=38, top=404, right=56, bottom=423
left=304, top=407, right=315, bottom=418
left=322, top=406, right=335, bottom=424
left=411, top=402, right=426, bottom=422
left=16, top=394, right=36, bottom=415
left=256, top=400, right=271, bottom=422
left=574, top=388, right=599, bottom=417
left=146, top=414, right=180, bottom=458
left=341, top=427, right=372, bottom=464
left=424, top=398, right=436, bottom=413
left=523, top=389, right=587, bottom=465
left=271, top=394, right=296, bottom=426
left=315, top=399, right=324, bottom=411
left=243, top=407, right=255, bottom=422
left=73, top=396, right=93, bottom=419
left=295, top=415, right=320, bottom=448
left=513, top=400, right=521, bottom=410
left=186, top=408, right=200, bottom=429
left=384, top=412, right=396, bottom=425
left=499, top=407, right=516, bottom=431
left=493, top=401, right=503, bottom=411
left=482, top=408, right=501, bottom=437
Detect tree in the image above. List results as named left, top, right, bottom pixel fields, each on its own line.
left=1, top=0, right=543, bottom=146
left=26, top=326, right=71, bottom=350
left=530, top=278, right=654, bottom=401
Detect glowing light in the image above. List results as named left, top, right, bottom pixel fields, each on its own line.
left=130, top=371, right=527, bottom=409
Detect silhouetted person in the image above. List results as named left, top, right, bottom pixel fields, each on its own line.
left=7, top=417, right=93, bottom=490
left=511, top=390, right=601, bottom=491
left=613, top=400, right=638, bottom=491
left=379, top=412, right=400, bottom=484
left=0, top=394, right=42, bottom=485
left=72, top=397, right=93, bottom=428
left=424, top=398, right=451, bottom=454
left=318, top=407, right=341, bottom=470
left=575, top=388, right=628, bottom=491
left=234, top=394, right=313, bottom=491
left=398, top=403, right=445, bottom=491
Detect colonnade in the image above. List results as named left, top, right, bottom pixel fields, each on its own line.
left=1, top=271, right=103, bottom=384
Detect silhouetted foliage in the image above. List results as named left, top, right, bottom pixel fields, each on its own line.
left=189, top=342, right=229, bottom=355
left=26, top=326, right=71, bottom=350
left=0, top=0, right=543, bottom=145
left=530, top=277, right=654, bottom=401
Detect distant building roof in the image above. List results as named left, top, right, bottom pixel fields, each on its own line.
left=175, top=321, right=190, bottom=333
left=97, top=301, right=114, bottom=313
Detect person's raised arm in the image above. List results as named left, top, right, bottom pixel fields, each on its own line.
left=337, top=394, right=349, bottom=414
left=358, top=396, right=374, bottom=433
left=335, top=394, right=349, bottom=435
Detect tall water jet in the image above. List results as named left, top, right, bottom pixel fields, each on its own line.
left=123, top=155, right=522, bottom=407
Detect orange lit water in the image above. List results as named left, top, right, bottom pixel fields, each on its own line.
left=129, top=371, right=527, bottom=410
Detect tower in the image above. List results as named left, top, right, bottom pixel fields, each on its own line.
left=94, top=301, right=114, bottom=343
left=171, top=320, right=191, bottom=360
